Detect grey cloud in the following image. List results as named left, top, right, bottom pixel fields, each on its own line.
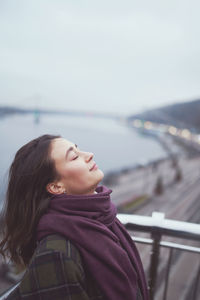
left=0, top=0, right=200, bottom=114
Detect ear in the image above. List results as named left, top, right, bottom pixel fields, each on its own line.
left=46, top=182, right=66, bottom=195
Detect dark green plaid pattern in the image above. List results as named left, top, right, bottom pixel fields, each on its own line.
left=7, top=234, right=104, bottom=300
left=7, top=234, right=143, bottom=300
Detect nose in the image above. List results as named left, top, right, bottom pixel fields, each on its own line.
left=84, top=151, right=94, bottom=163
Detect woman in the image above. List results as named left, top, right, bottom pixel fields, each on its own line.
left=0, top=134, right=149, bottom=300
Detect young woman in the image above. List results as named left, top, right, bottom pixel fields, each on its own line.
left=0, top=134, right=149, bottom=300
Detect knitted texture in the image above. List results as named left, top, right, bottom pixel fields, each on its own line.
left=37, top=186, right=149, bottom=300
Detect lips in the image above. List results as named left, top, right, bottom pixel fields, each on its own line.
left=90, top=163, right=97, bottom=171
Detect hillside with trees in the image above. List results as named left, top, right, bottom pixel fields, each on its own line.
left=128, top=99, right=200, bottom=131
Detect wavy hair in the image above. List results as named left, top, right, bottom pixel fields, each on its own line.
left=0, top=134, right=61, bottom=269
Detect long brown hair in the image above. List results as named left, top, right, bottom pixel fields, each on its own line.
left=0, top=134, right=61, bottom=269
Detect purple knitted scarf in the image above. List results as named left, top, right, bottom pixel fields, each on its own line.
left=36, top=186, right=149, bottom=300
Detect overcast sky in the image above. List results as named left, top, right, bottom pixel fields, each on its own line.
left=0, top=0, right=200, bottom=116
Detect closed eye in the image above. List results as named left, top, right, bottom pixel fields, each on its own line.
left=72, top=156, right=78, bottom=160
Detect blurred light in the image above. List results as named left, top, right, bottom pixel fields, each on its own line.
left=193, top=135, right=200, bottom=143
left=181, top=129, right=191, bottom=139
left=168, top=126, right=178, bottom=135
left=144, top=121, right=152, bottom=129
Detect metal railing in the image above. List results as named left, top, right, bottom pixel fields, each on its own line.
left=1, top=212, right=200, bottom=299
left=0, top=283, right=19, bottom=299
left=118, top=212, right=200, bottom=300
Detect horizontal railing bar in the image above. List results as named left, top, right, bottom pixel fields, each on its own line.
left=0, top=283, right=20, bottom=299
left=131, top=236, right=153, bottom=245
left=117, top=213, right=200, bottom=241
left=160, top=241, right=200, bottom=253
left=132, top=236, right=200, bottom=253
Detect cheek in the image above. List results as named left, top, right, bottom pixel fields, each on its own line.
left=62, top=164, right=89, bottom=182
left=69, top=168, right=86, bottom=179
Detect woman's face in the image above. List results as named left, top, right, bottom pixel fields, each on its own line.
left=47, top=138, right=104, bottom=195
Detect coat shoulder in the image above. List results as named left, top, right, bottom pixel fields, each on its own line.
left=35, top=234, right=83, bottom=267
left=6, top=235, right=104, bottom=300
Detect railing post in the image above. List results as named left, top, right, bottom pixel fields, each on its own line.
left=148, top=212, right=165, bottom=300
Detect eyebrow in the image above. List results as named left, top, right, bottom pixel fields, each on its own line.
left=65, top=144, right=78, bottom=159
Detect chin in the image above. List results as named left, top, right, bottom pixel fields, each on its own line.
left=90, top=169, right=104, bottom=187
left=97, top=169, right=104, bottom=181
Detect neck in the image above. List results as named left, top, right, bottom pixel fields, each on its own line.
left=70, top=186, right=98, bottom=195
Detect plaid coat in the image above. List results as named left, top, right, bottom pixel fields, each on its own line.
left=7, top=234, right=143, bottom=300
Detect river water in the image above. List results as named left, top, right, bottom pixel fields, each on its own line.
left=0, top=113, right=167, bottom=205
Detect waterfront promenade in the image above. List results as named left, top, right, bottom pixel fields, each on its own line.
left=111, top=153, right=200, bottom=223
left=109, top=152, right=200, bottom=299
